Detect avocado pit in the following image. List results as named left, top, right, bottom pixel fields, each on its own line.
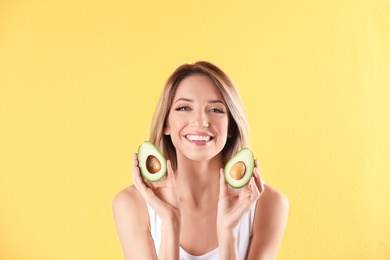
left=146, top=155, right=161, bottom=174
left=229, top=161, right=246, bottom=180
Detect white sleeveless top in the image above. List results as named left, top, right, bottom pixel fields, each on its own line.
left=146, top=203, right=257, bottom=260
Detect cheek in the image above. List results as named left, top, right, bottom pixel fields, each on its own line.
left=216, top=118, right=230, bottom=136
left=167, top=115, right=185, bottom=133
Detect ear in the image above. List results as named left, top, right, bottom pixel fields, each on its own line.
left=227, top=129, right=232, bottom=138
left=163, top=124, right=170, bottom=135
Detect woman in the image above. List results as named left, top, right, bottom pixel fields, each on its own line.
left=113, top=61, right=289, bottom=260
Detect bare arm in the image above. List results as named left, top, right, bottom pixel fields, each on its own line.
left=217, top=160, right=265, bottom=259
left=245, top=185, right=289, bottom=260
left=112, top=154, right=181, bottom=260
left=112, top=186, right=158, bottom=259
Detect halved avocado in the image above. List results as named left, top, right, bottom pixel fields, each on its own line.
left=224, top=148, right=254, bottom=188
left=137, top=141, right=167, bottom=182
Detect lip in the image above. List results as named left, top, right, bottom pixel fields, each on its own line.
left=184, top=132, right=214, bottom=146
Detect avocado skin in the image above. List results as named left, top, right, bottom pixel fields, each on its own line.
left=137, top=141, right=167, bottom=182
left=224, top=148, right=254, bottom=189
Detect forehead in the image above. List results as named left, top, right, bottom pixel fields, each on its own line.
left=174, top=75, right=224, bottom=100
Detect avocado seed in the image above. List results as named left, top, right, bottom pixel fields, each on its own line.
left=229, top=161, right=246, bottom=180
left=146, top=155, right=161, bottom=174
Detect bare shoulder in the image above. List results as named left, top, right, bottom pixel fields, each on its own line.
left=113, top=185, right=143, bottom=211
left=246, top=184, right=289, bottom=259
left=257, top=184, right=289, bottom=212
left=112, top=185, right=149, bottom=232
left=112, top=186, right=157, bottom=259
left=113, top=185, right=144, bottom=208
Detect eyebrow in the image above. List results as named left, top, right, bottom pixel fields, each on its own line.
left=174, top=98, right=225, bottom=105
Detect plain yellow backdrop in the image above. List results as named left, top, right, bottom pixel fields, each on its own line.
left=1, top=0, right=389, bottom=259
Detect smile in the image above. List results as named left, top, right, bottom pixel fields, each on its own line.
left=184, top=134, right=214, bottom=144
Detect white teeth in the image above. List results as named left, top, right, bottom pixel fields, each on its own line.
left=186, top=135, right=211, bottom=141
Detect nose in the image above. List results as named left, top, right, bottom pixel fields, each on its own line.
left=191, top=111, right=209, bottom=128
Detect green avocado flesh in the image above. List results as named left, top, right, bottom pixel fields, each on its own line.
left=137, top=141, right=167, bottom=182
left=224, top=148, right=254, bottom=188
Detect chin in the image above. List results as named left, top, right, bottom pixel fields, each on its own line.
left=181, top=150, right=223, bottom=163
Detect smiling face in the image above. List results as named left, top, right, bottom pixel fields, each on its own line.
left=164, top=75, right=230, bottom=163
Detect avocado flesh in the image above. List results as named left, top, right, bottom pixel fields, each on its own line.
left=137, top=141, right=167, bottom=182
left=224, top=148, right=254, bottom=188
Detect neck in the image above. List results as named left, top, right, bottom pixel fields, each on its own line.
left=174, top=154, right=222, bottom=208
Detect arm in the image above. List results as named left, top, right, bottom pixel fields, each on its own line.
left=217, top=160, right=265, bottom=259
left=112, top=154, right=181, bottom=260
left=245, top=185, right=289, bottom=260
left=112, top=186, right=158, bottom=259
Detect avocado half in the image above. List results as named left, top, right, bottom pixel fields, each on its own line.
left=137, top=141, right=167, bottom=182
left=224, top=148, right=254, bottom=188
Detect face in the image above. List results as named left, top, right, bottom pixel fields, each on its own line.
left=164, top=75, right=230, bottom=163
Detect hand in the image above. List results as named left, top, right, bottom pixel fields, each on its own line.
left=132, top=153, right=180, bottom=222
left=217, top=159, right=265, bottom=232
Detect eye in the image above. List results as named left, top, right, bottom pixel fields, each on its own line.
left=175, top=106, right=190, bottom=111
left=210, top=108, right=225, bottom=114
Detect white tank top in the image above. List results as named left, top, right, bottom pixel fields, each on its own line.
left=146, top=202, right=257, bottom=260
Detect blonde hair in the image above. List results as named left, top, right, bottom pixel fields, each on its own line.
left=149, top=61, right=249, bottom=170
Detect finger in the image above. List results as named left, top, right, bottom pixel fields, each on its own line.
left=236, top=181, right=257, bottom=214
left=132, top=153, right=158, bottom=196
left=253, top=174, right=264, bottom=195
left=133, top=159, right=160, bottom=205
left=254, top=159, right=260, bottom=170
left=132, top=153, right=140, bottom=185
left=143, top=177, right=155, bottom=190
left=132, top=153, right=148, bottom=194
left=253, top=160, right=265, bottom=194
left=249, top=176, right=261, bottom=202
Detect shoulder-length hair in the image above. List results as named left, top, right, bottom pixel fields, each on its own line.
left=149, top=61, right=249, bottom=170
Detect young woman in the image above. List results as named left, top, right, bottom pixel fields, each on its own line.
left=113, top=61, right=289, bottom=260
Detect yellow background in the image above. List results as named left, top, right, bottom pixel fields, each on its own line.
left=1, top=0, right=389, bottom=259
